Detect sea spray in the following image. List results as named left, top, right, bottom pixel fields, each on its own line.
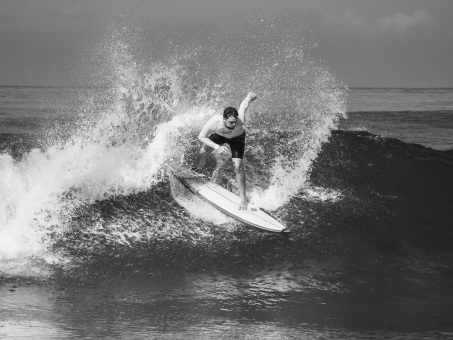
left=0, top=38, right=215, bottom=262
left=248, top=73, right=347, bottom=209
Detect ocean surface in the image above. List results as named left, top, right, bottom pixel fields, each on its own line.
left=1, top=36, right=453, bottom=339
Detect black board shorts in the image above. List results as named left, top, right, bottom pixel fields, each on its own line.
left=208, top=131, right=246, bottom=159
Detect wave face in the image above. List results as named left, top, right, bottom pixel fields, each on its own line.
left=2, top=126, right=453, bottom=280
left=309, top=130, right=453, bottom=255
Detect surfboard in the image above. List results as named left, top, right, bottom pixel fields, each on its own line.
left=171, top=171, right=288, bottom=233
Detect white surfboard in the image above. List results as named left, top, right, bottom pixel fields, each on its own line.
left=171, top=171, right=288, bottom=233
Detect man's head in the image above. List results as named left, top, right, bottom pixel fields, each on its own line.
left=223, top=107, right=238, bottom=130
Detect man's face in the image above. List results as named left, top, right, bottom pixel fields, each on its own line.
left=224, top=116, right=237, bottom=130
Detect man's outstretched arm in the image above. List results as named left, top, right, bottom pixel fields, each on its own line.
left=238, top=92, right=257, bottom=123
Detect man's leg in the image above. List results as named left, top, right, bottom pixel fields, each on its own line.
left=198, top=145, right=212, bottom=171
left=199, top=144, right=225, bottom=178
left=211, top=152, right=227, bottom=180
left=198, top=145, right=214, bottom=173
left=232, top=158, right=247, bottom=210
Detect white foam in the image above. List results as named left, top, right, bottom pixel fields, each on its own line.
left=0, top=39, right=218, bottom=262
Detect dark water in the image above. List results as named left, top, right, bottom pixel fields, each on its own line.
left=2, top=127, right=453, bottom=338
left=1, top=82, right=453, bottom=339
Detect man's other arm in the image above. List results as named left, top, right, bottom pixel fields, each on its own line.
left=238, top=92, right=257, bottom=123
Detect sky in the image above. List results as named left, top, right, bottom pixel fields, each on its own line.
left=0, top=0, right=452, bottom=87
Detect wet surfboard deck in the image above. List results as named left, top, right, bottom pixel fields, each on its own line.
left=171, top=171, right=288, bottom=233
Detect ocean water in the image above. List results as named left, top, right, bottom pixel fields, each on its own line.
left=343, top=88, right=453, bottom=150
left=1, top=31, right=453, bottom=338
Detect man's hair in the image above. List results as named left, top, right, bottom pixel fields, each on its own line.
left=223, top=107, right=238, bottom=119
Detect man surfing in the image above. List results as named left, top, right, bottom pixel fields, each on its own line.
left=197, top=92, right=257, bottom=210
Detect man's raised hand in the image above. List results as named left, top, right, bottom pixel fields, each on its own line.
left=247, top=92, right=257, bottom=102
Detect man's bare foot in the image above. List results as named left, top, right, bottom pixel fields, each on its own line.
left=239, top=199, right=248, bottom=210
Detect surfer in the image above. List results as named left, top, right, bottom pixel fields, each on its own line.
left=198, top=92, right=257, bottom=210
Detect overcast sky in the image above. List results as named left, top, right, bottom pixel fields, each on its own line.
left=1, top=0, right=452, bottom=87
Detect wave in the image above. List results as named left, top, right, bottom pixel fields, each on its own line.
left=46, top=130, right=453, bottom=281
left=310, top=130, right=453, bottom=253
left=3, top=129, right=453, bottom=278
left=0, top=24, right=347, bottom=279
